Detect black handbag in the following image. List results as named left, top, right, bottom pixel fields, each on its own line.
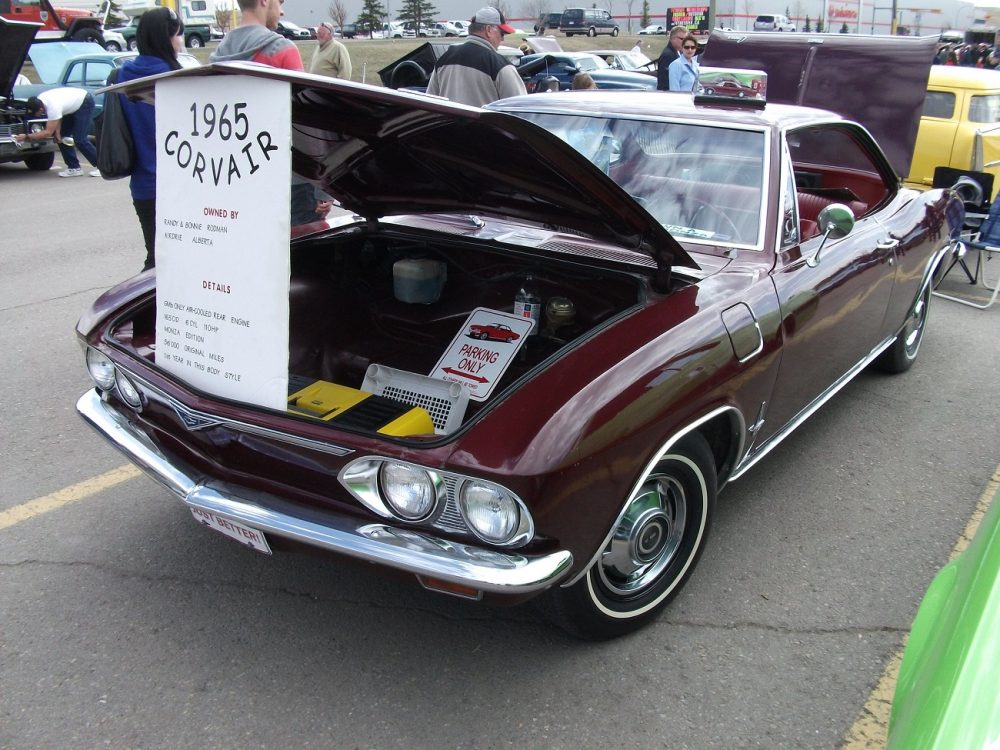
left=97, top=67, right=134, bottom=180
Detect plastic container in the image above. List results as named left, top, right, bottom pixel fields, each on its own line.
left=393, top=259, right=446, bottom=304
left=514, top=274, right=541, bottom=333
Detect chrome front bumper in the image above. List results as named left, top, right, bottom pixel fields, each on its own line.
left=77, top=389, right=573, bottom=594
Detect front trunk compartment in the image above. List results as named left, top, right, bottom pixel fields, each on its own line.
left=105, top=226, right=674, bottom=440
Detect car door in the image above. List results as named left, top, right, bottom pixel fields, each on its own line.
left=907, top=89, right=961, bottom=189
left=761, top=124, right=899, bottom=439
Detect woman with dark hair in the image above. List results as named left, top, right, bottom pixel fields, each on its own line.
left=118, top=7, right=184, bottom=270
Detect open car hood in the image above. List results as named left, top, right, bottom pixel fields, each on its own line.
left=27, top=41, right=106, bottom=83
left=0, top=17, right=39, bottom=98
left=116, top=63, right=697, bottom=270
left=701, top=32, right=937, bottom=178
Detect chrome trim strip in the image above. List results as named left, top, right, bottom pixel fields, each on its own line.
left=732, top=241, right=950, bottom=480
left=76, top=389, right=573, bottom=594
left=562, top=405, right=745, bottom=588
left=729, top=336, right=895, bottom=480
left=125, top=368, right=355, bottom=457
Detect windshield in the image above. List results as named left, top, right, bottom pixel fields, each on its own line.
left=571, top=55, right=609, bottom=71
left=515, top=113, right=767, bottom=248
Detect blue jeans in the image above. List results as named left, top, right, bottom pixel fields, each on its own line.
left=58, top=92, right=98, bottom=170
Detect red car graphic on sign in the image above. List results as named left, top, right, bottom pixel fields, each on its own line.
left=468, top=323, right=521, bottom=342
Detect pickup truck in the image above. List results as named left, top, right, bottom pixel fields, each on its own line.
left=109, top=14, right=219, bottom=49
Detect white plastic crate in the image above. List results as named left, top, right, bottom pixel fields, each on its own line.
left=362, top=364, right=469, bottom=435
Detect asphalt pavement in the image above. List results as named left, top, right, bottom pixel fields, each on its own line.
left=1, top=157, right=998, bottom=749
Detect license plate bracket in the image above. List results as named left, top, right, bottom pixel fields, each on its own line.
left=190, top=507, right=272, bottom=555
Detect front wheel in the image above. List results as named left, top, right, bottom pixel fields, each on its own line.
left=875, top=284, right=931, bottom=374
left=588, top=26, right=597, bottom=37
left=541, top=434, right=716, bottom=639
left=23, top=152, right=54, bottom=171
left=611, top=27, right=619, bottom=36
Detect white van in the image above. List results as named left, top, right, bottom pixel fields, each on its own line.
left=753, top=14, right=796, bottom=31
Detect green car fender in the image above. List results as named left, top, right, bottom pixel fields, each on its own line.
left=888, top=488, right=1000, bottom=748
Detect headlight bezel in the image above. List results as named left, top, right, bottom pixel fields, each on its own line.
left=86, top=347, right=117, bottom=390
left=338, top=457, right=534, bottom=548
left=458, top=479, right=533, bottom=546
left=378, top=460, right=439, bottom=521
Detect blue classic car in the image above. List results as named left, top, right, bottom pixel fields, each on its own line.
left=12, top=42, right=198, bottom=133
left=517, top=52, right=657, bottom=92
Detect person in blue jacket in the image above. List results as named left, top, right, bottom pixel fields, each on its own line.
left=118, top=7, right=185, bottom=271
left=668, top=34, right=700, bottom=92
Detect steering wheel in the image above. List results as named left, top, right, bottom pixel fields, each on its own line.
left=689, top=201, right=741, bottom=241
left=389, top=60, right=428, bottom=89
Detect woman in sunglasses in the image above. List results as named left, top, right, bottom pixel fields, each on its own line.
left=668, top=34, right=700, bottom=92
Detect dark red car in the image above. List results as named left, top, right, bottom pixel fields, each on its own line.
left=77, top=43, right=960, bottom=639
left=468, top=323, right=521, bottom=342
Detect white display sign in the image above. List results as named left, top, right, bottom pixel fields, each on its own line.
left=154, top=76, right=291, bottom=409
left=430, top=308, right=534, bottom=401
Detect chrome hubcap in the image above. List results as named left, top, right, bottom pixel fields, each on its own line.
left=599, top=475, right=686, bottom=597
left=903, top=293, right=927, bottom=353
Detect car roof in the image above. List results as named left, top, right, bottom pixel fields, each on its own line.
left=929, top=65, right=1000, bottom=91
left=493, top=88, right=842, bottom=131
left=701, top=31, right=937, bottom=176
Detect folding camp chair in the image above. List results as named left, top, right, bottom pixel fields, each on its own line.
left=934, top=196, right=1000, bottom=310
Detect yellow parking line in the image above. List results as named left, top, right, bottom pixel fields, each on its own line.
left=841, top=463, right=1000, bottom=749
left=0, top=465, right=141, bottom=531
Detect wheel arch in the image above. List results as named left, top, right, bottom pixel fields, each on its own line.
left=561, top=404, right=745, bottom=588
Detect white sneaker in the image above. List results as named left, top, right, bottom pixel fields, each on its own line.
left=89, top=169, right=101, bottom=177
left=58, top=168, right=84, bottom=177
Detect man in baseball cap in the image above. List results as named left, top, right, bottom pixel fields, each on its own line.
left=470, top=6, right=516, bottom=35
left=426, top=6, right=526, bottom=106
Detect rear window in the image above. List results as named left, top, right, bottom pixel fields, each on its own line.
left=562, top=9, right=583, bottom=21
left=922, top=91, right=955, bottom=119
left=756, top=15, right=775, bottom=22
left=969, top=94, right=1000, bottom=123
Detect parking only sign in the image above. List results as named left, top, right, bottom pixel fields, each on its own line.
left=430, top=308, right=534, bottom=401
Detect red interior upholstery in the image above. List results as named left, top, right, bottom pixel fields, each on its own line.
left=797, top=192, right=868, bottom=240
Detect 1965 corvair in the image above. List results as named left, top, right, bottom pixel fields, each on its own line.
left=77, top=49, right=961, bottom=639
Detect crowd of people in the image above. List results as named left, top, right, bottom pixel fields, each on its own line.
left=935, top=42, right=1000, bottom=67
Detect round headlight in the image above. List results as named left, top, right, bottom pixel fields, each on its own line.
left=379, top=462, right=437, bottom=520
left=459, top=481, right=520, bottom=544
left=115, top=370, right=142, bottom=408
left=86, top=348, right=116, bottom=390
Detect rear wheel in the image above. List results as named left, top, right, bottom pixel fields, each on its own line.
left=128, top=38, right=139, bottom=51
left=186, top=34, right=204, bottom=48
left=541, top=434, right=716, bottom=639
left=875, top=284, right=931, bottom=374
left=23, top=152, right=54, bottom=171
left=105, top=40, right=122, bottom=51
left=72, top=27, right=102, bottom=43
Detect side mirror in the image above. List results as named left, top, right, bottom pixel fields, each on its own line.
left=808, top=203, right=855, bottom=267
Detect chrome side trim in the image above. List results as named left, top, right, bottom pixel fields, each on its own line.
left=76, top=389, right=573, bottom=594
left=562, top=405, right=745, bottom=588
left=729, top=335, right=895, bottom=480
